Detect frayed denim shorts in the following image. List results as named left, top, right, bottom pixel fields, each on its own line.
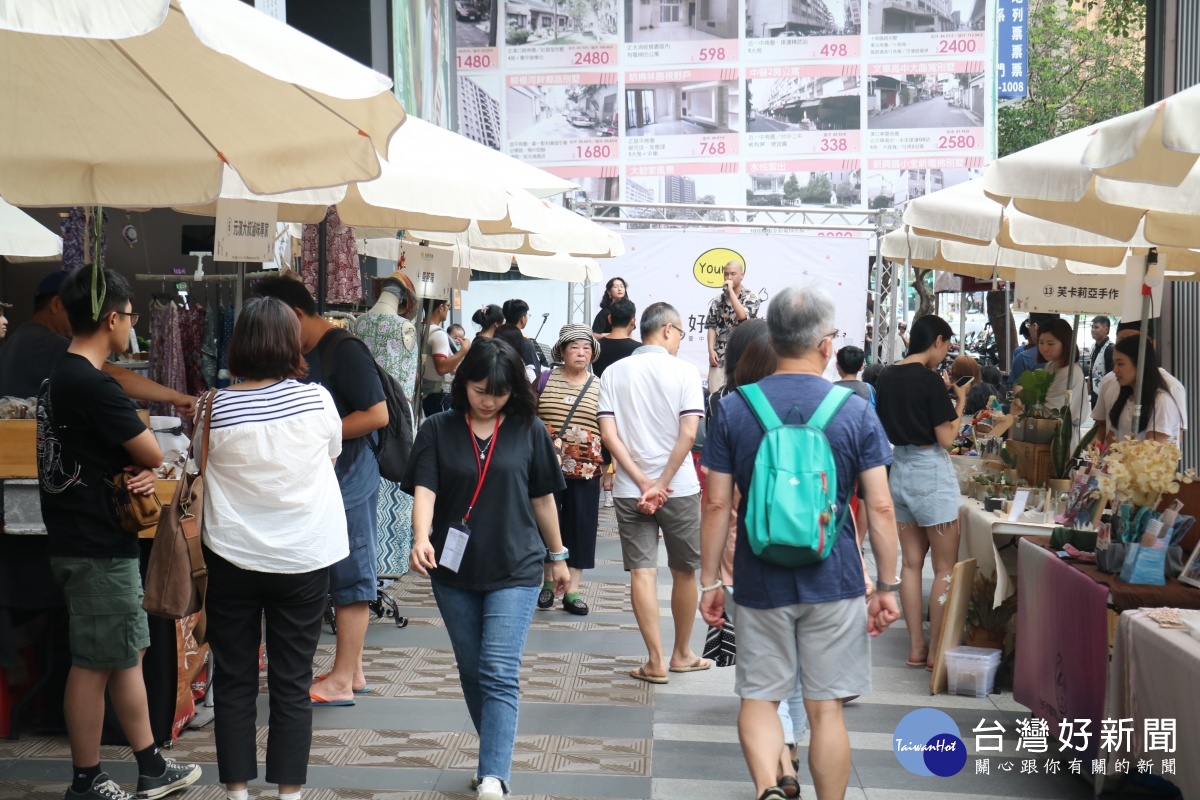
left=889, top=444, right=961, bottom=528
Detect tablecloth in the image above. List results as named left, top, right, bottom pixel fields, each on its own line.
left=1099, top=610, right=1200, bottom=798
left=959, top=497, right=1057, bottom=607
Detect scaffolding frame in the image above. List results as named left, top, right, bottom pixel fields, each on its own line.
left=575, top=199, right=903, bottom=362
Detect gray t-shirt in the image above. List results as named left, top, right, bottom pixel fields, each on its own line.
left=0, top=322, right=70, bottom=399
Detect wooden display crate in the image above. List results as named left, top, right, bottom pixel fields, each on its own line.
left=0, top=410, right=152, bottom=480
left=1005, top=440, right=1054, bottom=486
left=0, top=420, right=37, bottom=479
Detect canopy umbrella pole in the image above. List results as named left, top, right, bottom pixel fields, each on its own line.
left=1131, top=250, right=1156, bottom=433
left=317, top=218, right=328, bottom=315
left=959, top=291, right=966, bottom=349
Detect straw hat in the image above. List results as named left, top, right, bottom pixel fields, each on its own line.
left=382, top=270, right=418, bottom=319
left=551, top=323, right=600, bottom=364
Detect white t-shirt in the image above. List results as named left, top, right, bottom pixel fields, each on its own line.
left=1092, top=369, right=1188, bottom=434
left=421, top=324, right=453, bottom=394
left=201, top=380, right=349, bottom=573
left=1113, top=388, right=1185, bottom=445
left=597, top=345, right=705, bottom=499
left=1044, top=362, right=1090, bottom=425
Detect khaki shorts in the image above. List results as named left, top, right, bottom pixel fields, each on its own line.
left=733, top=597, right=871, bottom=702
left=708, top=364, right=727, bottom=393
left=614, top=493, right=701, bottom=572
left=50, top=556, right=150, bottom=671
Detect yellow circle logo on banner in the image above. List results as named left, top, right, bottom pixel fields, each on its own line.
left=693, top=249, right=745, bottom=289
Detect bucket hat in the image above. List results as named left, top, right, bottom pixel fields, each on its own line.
left=551, top=323, right=600, bottom=364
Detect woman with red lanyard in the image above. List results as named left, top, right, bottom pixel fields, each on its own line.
left=403, top=337, right=568, bottom=800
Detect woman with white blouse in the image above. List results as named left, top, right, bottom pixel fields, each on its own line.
left=1037, top=318, right=1089, bottom=445
left=198, top=296, right=347, bottom=800
left=1108, top=336, right=1184, bottom=446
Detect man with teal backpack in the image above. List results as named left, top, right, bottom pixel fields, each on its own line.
left=699, top=286, right=901, bottom=800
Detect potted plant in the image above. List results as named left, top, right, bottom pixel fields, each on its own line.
left=965, top=574, right=1017, bottom=650
left=1048, top=417, right=1097, bottom=494
left=1012, top=371, right=1059, bottom=444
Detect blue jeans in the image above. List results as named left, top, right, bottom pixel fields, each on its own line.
left=777, top=689, right=808, bottom=745
left=431, top=579, right=539, bottom=788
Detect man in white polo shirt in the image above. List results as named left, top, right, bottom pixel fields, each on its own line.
left=598, top=302, right=711, bottom=684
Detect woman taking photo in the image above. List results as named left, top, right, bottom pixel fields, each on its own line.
left=1108, top=336, right=1184, bottom=445
left=535, top=325, right=604, bottom=615
left=874, top=314, right=968, bottom=671
left=199, top=296, right=347, bottom=800
left=1037, top=318, right=1089, bottom=439
left=403, top=338, right=568, bottom=800
left=472, top=304, right=504, bottom=340
left=591, top=277, right=628, bottom=338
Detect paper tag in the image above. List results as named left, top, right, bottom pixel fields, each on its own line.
left=441, top=526, right=470, bottom=573
left=1008, top=489, right=1031, bottom=522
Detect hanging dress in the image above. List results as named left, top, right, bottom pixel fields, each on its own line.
left=300, top=206, right=362, bottom=305
left=177, top=305, right=207, bottom=396
left=353, top=309, right=419, bottom=578
left=148, top=301, right=187, bottom=417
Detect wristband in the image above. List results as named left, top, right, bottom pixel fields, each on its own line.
left=699, top=580, right=724, bottom=594
left=547, top=548, right=570, bottom=562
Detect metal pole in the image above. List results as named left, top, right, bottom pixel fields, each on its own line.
left=871, top=218, right=885, bottom=363
left=959, top=290, right=967, bottom=348
left=1132, top=250, right=1156, bottom=431
left=317, top=218, right=328, bottom=315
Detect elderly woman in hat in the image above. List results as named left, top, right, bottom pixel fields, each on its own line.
left=535, top=324, right=605, bottom=614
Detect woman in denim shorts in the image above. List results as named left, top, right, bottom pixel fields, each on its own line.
left=873, top=315, right=969, bottom=670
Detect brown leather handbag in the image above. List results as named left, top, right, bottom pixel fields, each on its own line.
left=142, top=391, right=214, bottom=642
left=113, top=471, right=163, bottom=534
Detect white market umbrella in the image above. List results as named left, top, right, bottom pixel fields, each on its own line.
left=359, top=237, right=603, bottom=283
left=982, top=85, right=1200, bottom=247
left=175, top=117, right=582, bottom=235
left=0, top=198, right=63, bottom=259
left=0, top=0, right=406, bottom=207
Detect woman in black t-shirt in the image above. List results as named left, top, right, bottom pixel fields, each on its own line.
left=402, top=337, right=567, bottom=800
left=874, top=315, right=969, bottom=671
left=591, top=276, right=628, bottom=338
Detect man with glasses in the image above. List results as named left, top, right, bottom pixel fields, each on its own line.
left=38, top=267, right=202, bottom=800
left=704, top=260, right=761, bottom=392
left=598, top=302, right=711, bottom=683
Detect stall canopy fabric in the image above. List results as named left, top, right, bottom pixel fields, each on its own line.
left=982, top=84, right=1200, bottom=248
left=0, top=0, right=406, bottom=208
left=359, top=238, right=603, bottom=283
left=898, top=179, right=1200, bottom=276
left=0, top=197, right=63, bottom=259
left=174, top=116, right=589, bottom=239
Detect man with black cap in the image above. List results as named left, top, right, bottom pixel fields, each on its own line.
left=0, top=270, right=195, bottom=415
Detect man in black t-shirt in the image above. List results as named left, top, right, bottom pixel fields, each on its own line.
left=38, top=268, right=201, bottom=800
left=592, top=298, right=640, bottom=379
left=254, top=277, right=388, bottom=707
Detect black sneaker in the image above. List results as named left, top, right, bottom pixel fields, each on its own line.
left=64, top=774, right=135, bottom=800
left=135, top=759, right=201, bottom=799
left=537, top=586, right=554, bottom=609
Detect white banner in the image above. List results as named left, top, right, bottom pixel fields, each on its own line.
left=604, top=231, right=870, bottom=384
left=401, top=241, right=457, bottom=299
left=214, top=198, right=277, bottom=262
left=1012, top=260, right=1162, bottom=317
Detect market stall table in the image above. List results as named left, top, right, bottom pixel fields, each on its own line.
left=1014, top=537, right=1200, bottom=768
left=1097, top=609, right=1200, bottom=798
left=958, top=496, right=1057, bottom=607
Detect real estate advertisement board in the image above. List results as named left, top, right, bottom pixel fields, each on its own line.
left=454, top=0, right=994, bottom=226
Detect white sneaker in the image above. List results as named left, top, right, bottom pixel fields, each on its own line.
left=603, top=490, right=613, bottom=508
left=477, top=776, right=505, bottom=800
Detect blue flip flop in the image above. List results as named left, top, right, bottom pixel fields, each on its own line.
left=310, top=691, right=356, bottom=707
left=353, top=685, right=371, bottom=695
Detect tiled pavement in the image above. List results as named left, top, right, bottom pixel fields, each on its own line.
left=1, top=509, right=1106, bottom=799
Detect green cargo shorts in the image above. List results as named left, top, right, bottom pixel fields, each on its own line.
left=49, top=556, right=150, bottom=671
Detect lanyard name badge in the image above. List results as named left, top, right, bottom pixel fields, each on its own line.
left=441, top=415, right=502, bottom=573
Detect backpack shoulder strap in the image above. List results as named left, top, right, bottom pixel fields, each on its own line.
left=808, top=386, right=853, bottom=431
left=737, top=383, right=783, bottom=431
left=316, top=328, right=356, bottom=383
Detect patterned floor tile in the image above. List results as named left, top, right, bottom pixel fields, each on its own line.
left=0, top=786, right=580, bottom=800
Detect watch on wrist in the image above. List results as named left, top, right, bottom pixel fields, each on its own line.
left=547, top=548, right=570, bottom=562
left=875, top=579, right=901, bottom=592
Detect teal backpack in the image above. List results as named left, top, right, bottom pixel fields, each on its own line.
left=737, top=383, right=853, bottom=567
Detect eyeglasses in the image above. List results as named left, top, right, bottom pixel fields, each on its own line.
left=667, top=324, right=685, bottom=337
left=822, top=329, right=840, bottom=342
left=112, top=310, right=140, bottom=326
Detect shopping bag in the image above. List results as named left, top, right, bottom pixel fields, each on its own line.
left=1119, top=543, right=1167, bottom=586
left=702, top=611, right=736, bottom=667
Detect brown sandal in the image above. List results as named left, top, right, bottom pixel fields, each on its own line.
left=776, top=775, right=801, bottom=798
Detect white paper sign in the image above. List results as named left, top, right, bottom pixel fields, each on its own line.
left=1008, top=489, right=1031, bottom=522
left=402, top=242, right=455, bottom=300
left=1012, top=259, right=1162, bottom=316
left=214, top=198, right=278, bottom=262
